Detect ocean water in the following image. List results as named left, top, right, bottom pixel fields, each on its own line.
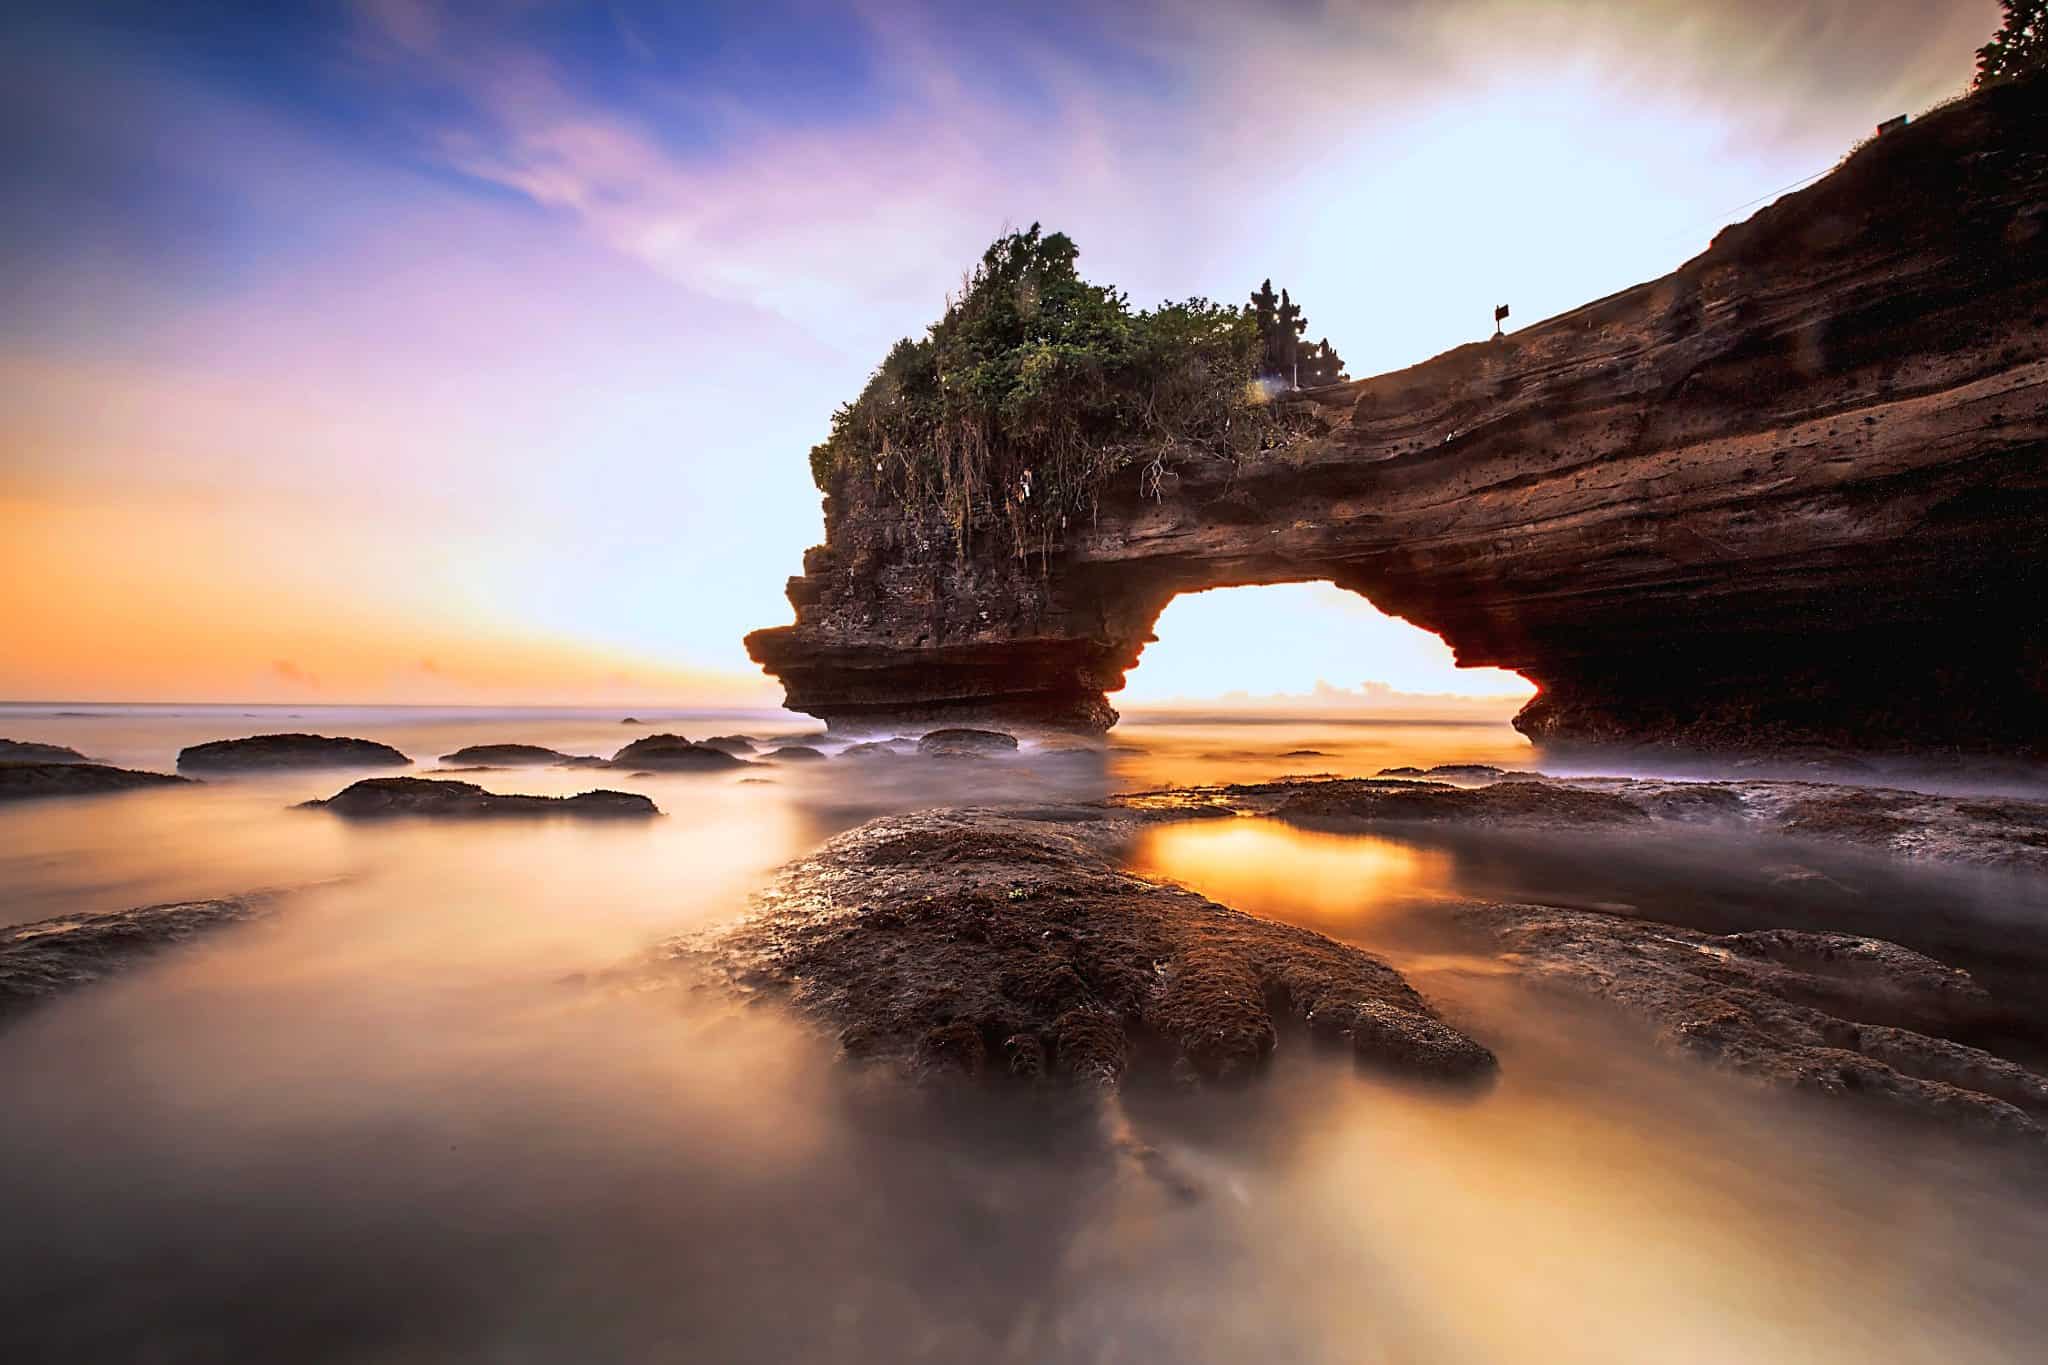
left=2, top=703, right=2045, bottom=1362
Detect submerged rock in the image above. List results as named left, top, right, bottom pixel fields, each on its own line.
left=178, top=733, right=411, bottom=771
left=1, top=897, right=263, bottom=1021
left=0, top=739, right=91, bottom=765
left=692, top=806, right=1494, bottom=1088
left=764, top=745, right=827, bottom=762
left=1376, top=763, right=1539, bottom=782
left=609, top=734, right=749, bottom=770
left=697, top=735, right=758, bottom=755
left=437, top=744, right=603, bottom=767
left=1457, top=902, right=2048, bottom=1145
left=0, top=763, right=192, bottom=803
left=302, top=777, right=659, bottom=819
left=917, top=728, right=1020, bottom=758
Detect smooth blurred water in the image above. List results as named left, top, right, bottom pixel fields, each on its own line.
left=2, top=704, right=2045, bottom=1362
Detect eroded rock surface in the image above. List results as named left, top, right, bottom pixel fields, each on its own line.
left=178, top=733, right=411, bottom=771
left=1456, top=902, right=2048, bottom=1145
left=691, top=807, right=1494, bottom=1088
left=749, top=80, right=2048, bottom=753
left=302, top=777, right=659, bottom=819
left=1, top=897, right=263, bottom=1021
left=0, top=763, right=192, bottom=803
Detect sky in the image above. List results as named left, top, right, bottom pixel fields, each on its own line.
left=0, top=0, right=1998, bottom=707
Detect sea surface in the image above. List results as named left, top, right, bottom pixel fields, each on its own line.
left=2, top=703, right=2046, bottom=1362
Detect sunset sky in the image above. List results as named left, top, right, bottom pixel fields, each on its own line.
left=1, top=0, right=1996, bottom=707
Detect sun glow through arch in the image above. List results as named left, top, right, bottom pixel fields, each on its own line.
left=1116, top=583, right=1536, bottom=717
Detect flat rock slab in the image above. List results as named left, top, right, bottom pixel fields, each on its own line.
left=1457, top=901, right=2048, bottom=1146
left=917, top=728, right=1021, bottom=757
left=0, top=739, right=91, bottom=765
left=1117, top=774, right=2048, bottom=871
left=0, top=763, right=191, bottom=803
left=302, top=777, right=659, bottom=819
left=609, top=734, right=749, bottom=769
left=436, top=744, right=604, bottom=766
left=1, top=897, right=263, bottom=1021
left=178, top=733, right=411, bottom=771
left=689, top=806, right=1494, bottom=1088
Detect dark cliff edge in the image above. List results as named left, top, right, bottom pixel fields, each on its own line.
left=749, top=78, right=2048, bottom=753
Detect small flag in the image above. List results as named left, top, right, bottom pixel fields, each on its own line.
left=1494, top=304, right=1511, bottom=323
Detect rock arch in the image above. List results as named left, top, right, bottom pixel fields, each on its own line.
left=748, top=82, right=2048, bottom=753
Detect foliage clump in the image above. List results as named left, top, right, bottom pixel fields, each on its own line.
left=809, top=226, right=1284, bottom=556
left=1976, top=0, right=2046, bottom=87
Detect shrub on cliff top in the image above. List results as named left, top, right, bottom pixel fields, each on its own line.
left=809, top=225, right=1280, bottom=555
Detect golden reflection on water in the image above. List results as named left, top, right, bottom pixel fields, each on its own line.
left=1128, top=818, right=1453, bottom=933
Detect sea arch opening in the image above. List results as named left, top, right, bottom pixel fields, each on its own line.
left=1112, top=582, right=1535, bottom=721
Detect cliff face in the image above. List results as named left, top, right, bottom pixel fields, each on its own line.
left=748, top=80, right=2048, bottom=752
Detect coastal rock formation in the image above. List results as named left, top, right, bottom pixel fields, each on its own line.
left=1457, top=902, right=2048, bottom=1145
left=764, top=745, right=828, bottom=762
left=748, top=79, right=2048, bottom=752
left=693, top=806, right=1495, bottom=1087
left=437, top=744, right=604, bottom=766
left=177, top=733, right=411, bottom=771
left=0, top=739, right=91, bottom=765
left=697, top=735, right=758, bottom=755
left=1, top=897, right=263, bottom=1021
left=0, top=763, right=191, bottom=803
left=1119, top=773, right=2048, bottom=871
left=609, top=734, right=749, bottom=770
left=917, top=727, right=1020, bottom=757
left=302, top=777, right=659, bottom=819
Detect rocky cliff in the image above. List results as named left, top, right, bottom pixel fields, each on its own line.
left=748, top=78, right=2048, bottom=753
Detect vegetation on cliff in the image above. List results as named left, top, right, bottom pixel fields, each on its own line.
left=1977, top=0, right=2046, bottom=87
left=808, top=225, right=1303, bottom=555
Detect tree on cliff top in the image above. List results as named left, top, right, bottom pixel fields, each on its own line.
left=1249, top=278, right=1346, bottom=388
left=1977, top=0, right=2046, bottom=86
left=809, top=225, right=1274, bottom=556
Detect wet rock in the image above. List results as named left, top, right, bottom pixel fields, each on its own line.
left=620, top=717, right=645, bottom=725
left=0, top=739, right=91, bottom=765
left=1, top=897, right=264, bottom=1021
left=698, top=735, right=758, bottom=755
left=1276, top=779, right=1647, bottom=828
left=917, top=728, right=1020, bottom=757
left=609, top=734, right=749, bottom=770
left=1375, top=764, right=1535, bottom=782
left=1279, top=749, right=1330, bottom=758
left=0, top=763, right=192, bottom=803
left=691, top=806, right=1494, bottom=1089
left=437, top=744, right=601, bottom=766
left=301, top=777, right=659, bottom=819
left=838, top=739, right=917, bottom=760
left=177, top=733, right=411, bottom=771
left=1456, top=901, right=2048, bottom=1146
left=764, top=746, right=827, bottom=762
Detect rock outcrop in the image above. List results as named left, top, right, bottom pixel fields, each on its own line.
left=0, top=763, right=192, bottom=803
left=609, top=734, right=749, bottom=770
left=177, top=733, right=411, bottom=771
left=0, top=739, right=91, bottom=765
left=690, top=806, right=1495, bottom=1087
left=1, top=897, right=263, bottom=1021
left=747, top=79, right=2048, bottom=753
left=437, top=744, right=605, bottom=767
left=1458, top=903, right=2048, bottom=1145
left=301, top=777, right=659, bottom=819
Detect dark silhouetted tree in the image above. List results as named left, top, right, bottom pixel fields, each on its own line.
left=1298, top=337, right=1348, bottom=387
left=1977, top=0, right=2047, bottom=86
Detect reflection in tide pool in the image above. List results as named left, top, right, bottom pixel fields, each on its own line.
left=1, top=705, right=2046, bottom=1361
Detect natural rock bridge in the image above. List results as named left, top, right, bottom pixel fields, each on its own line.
left=749, top=81, right=2048, bottom=753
